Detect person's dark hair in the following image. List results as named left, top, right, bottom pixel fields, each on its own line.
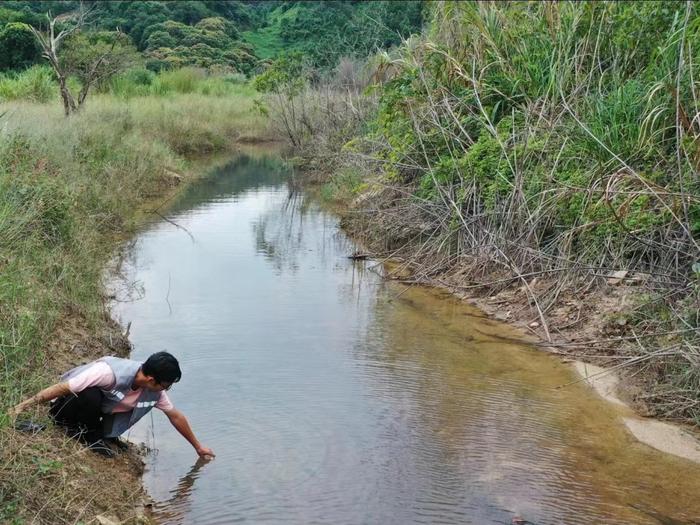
left=142, top=351, right=181, bottom=385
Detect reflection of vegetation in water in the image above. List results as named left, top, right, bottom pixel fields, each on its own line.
left=168, top=152, right=332, bottom=276
left=168, top=153, right=292, bottom=217
left=252, top=192, right=305, bottom=274
left=252, top=186, right=357, bottom=276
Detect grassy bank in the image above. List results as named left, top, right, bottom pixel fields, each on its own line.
left=0, top=86, right=269, bottom=523
left=267, top=1, right=700, bottom=427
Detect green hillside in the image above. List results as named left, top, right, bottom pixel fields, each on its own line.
left=242, top=4, right=299, bottom=60
left=0, top=1, right=425, bottom=72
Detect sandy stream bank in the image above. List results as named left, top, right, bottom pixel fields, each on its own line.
left=376, top=251, right=700, bottom=466
left=449, top=278, right=700, bottom=465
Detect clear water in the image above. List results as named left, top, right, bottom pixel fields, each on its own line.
left=110, top=151, right=700, bottom=525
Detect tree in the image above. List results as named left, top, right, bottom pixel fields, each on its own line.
left=254, top=52, right=310, bottom=146
left=0, top=22, right=40, bottom=70
left=29, top=10, right=86, bottom=115
left=144, top=18, right=256, bottom=73
left=144, top=29, right=175, bottom=49
left=195, top=16, right=239, bottom=40
left=29, top=8, right=138, bottom=115
left=60, top=31, right=139, bottom=103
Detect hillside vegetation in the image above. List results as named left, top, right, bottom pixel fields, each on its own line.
left=0, top=1, right=425, bottom=72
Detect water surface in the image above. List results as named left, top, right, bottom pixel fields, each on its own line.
left=110, top=151, right=700, bottom=524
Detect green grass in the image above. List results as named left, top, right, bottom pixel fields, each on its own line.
left=0, top=65, right=55, bottom=103
left=0, top=65, right=254, bottom=105
left=319, top=167, right=365, bottom=203
left=107, top=67, right=251, bottom=98
left=243, top=26, right=286, bottom=60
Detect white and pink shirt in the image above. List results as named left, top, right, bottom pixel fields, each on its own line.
left=67, top=361, right=174, bottom=413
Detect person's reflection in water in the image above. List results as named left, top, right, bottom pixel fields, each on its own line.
left=151, top=456, right=211, bottom=524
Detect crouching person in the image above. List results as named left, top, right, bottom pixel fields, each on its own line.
left=11, top=352, right=215, bottom=459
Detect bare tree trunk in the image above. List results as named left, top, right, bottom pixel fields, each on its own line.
left=58, top=73, right=77, bottom=116
left=29, top=10, right=86, bottom=117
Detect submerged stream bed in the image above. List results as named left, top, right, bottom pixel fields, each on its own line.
left=110, top=151, right=700, bottom=524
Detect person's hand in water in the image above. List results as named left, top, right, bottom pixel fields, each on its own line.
left=196, top=446, right=215, bottom=459
left=164, top=408, right=215, bottom=459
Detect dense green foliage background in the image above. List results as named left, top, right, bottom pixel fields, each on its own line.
left=0, top=0, right=425, bottom=73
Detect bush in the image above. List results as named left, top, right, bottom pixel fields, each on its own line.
left=0, top=22, right=40, bottom=71
left=0, top=65, right=55, bottom=103
left=108, top=68, right=156, bottom=98
left=153, top=66, right=206, bottom=94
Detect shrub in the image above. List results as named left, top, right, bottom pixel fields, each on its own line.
left=153, top=66, right=206, bottom=94
left=0, top=22, right=40, bottom=71
left=108, top=68, right=156, bottom=98
left=0, top=65, right=55, bottom=103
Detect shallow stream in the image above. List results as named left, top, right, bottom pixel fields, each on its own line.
left=110, top=150, right=700, bottom=524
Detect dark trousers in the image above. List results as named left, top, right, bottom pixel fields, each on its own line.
left=49, top=387, right=107, bottom=444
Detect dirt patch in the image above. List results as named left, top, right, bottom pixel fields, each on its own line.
left=45, top=314, right=132, bottom=383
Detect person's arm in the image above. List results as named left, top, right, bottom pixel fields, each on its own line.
left=164, top=409, right=215, bottom=458
left=10, top=382, right=72, bottom=417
